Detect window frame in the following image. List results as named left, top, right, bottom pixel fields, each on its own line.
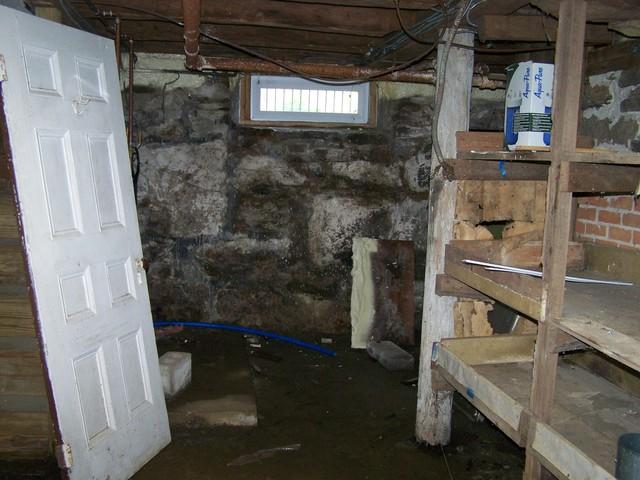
left=239, top=75, right=377, bottom=128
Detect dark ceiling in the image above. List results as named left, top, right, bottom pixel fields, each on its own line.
left=28, top=0, right=640, bottom=74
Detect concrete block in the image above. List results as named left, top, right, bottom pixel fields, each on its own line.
left=367, top=341, right=414, bottom=371
left=160, top=351, right=192, bottom=398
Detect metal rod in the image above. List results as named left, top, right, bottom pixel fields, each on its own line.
left=182, top=0, right=202, bottom=69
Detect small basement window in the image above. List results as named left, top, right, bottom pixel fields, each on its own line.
left=241, top=75, right=375, bottom=127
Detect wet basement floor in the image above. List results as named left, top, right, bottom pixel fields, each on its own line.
left=0, top=330, right=524, bottom=479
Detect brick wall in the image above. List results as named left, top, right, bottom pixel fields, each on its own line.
left=575, top=195, right=640, bottom=249
left=575, top=60, right=640, bottom=250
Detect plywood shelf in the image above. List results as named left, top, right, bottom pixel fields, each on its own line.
left=445, top=243, right=640, bottom=374
left=457, top=148, right=640, bottom=166
left=435, top=336, right=640, bottom=479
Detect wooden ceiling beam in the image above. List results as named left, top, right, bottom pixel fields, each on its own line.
left=113, top=20, right=378, bottom=53
left=73, top=0, right=432, bottom=37
left=531, top=0, right=640, bottom=22
left=477, top=15, right=612, bottom=44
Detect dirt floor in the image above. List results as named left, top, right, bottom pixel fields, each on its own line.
left=0, top=330, right=524, bottom=479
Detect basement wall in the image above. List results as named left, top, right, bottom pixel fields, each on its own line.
left=576, top=63, right=640, bottom=248
left=129, top=53, right=503, bottom=332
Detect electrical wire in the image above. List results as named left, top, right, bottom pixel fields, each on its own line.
left=90, top=1, right=446, bottom=86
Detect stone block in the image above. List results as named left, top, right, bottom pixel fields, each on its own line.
left=170, top=395, right=258, bottom=427
left=366, top=340, right=414, bottom=371
left=160, top=351, right=192, bottom=398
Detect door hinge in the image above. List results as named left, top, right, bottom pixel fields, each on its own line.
left=0, top=55, right=7, bottom=82
left=55, top=443, right=73, bottom=469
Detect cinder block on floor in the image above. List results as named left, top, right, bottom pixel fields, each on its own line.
left=367, top=341, right=414, bottom=371
left=160, top=351, right=192, bottom=398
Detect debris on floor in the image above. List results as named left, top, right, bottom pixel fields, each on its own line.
left=367, top=340, right=414, bottom=371
left=159, top=351, right=192, bottom=398
left=171, top=395, right=258, bottom=428
left=227, top=443, right=301, bottom=467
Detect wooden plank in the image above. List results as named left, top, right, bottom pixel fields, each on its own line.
left=0, top=411, right=51, bottom=459
left=449, top=237, right=584, bottom=270
left=456, top=132, right=593, bottom=153
left=72, top=0, right=432, bottom=37
left=587, top=40, right=640, bottom=76
left=448, top=159, right=549, bottom=181
left=445, top=244, right=542, bottom=320
left=416, top=29, right=474, bottom=446
left=567, top=163, right=640, bottom=193
left=435, top=274, right=492, bottom=301
left=434, top=343, right=526, bottom=446
left=441, top=334, right=536, bottom=365
left=584, top=242, right=640, bottom=284
left=0, top=241, right=25, bottom=285
left=477, top=14, right=611, bottom=43
left=455, top=180, right=548, bottom=223
left=526, top=2, right=587, bottom=478
left=450, top=160, right=640, bottom=191
left=566, top=351, right=640, bottom=397
left=531, top=422, right=614, bottom=480
left=531, top=0, right=640, bottom=22
left=569, top=150, right=640, bottom=165
left=0, top=291, right=34, bottom=337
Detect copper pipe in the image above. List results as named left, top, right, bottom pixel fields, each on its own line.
left=115, top=16, right=121, bottom=70
left=182, top=0, right=202, bottom=70
left=128, top=38, right=134, bottom=168
left=198, top=56, right=505, bottom=89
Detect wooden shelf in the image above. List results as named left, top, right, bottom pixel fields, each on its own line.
left=445, top=244, right=640, bottom=373
left=434, top=335, right=640, bottom=479
left=456, top=149, right=640, bottom=166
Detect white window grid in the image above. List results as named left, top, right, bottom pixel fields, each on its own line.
left=249, top=75, right=370, bottom=124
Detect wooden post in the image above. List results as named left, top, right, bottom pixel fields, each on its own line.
left=416, top=28, right=474, bottom=445
left=524, top=0, right=587, bottom=478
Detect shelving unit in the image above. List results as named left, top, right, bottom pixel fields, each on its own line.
left=419, top=0, right=640, bottom=478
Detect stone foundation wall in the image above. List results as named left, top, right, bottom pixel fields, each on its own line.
left=132, top=55, right=503, bottom=332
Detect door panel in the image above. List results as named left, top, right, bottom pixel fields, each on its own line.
left=0, top=7, right=170, bottom=479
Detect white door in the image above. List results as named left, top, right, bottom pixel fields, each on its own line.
left=0, top=7, right=170, bottom=479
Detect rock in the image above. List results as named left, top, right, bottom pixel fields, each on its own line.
left=138, top=141, right=227, bottom=237
left=308, top=195, right=387, bottom=266
left=621, top=88, right=640, bottom=113
left=582, top=84, right=611, bottom=109
left=170, top=395, right=258, bottom=427
left=367, top=340, right=414, bottom=371
left=159, top=352, right=192, bottom=398
left=619, top=66, right=640, bottom=89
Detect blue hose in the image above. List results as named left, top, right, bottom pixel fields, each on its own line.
left=153, top=321, right=337, bottom=357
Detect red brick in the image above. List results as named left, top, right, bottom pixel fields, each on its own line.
left=579, top=196, right=608, bottom=207
left=608, top=226, right=632, bottom=243
left=575, top=220, right=586, bottom=234
left=576, top=206, right=596, bottom=221
left=598, top=210, right=621, bottom=225
left=609, top=195, right=633, bottom=210
left=633, top=231, right=640, bottom=245
left=585, top=222, right=607, bottom=237
left=623, top=213, right=640, bottom=229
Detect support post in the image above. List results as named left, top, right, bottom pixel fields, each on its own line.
left=415, top=28, right=474, bottom=445
left=524, top=0, right=587, bottom=478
